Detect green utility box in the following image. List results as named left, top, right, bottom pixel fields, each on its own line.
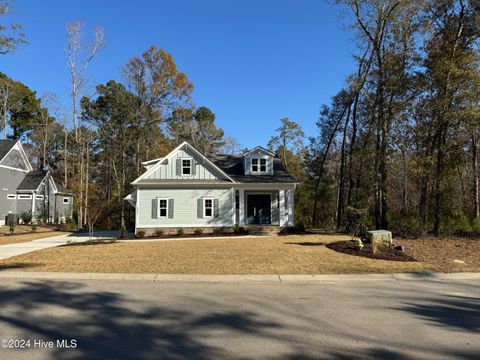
left=366, top=230, right=392, bottom=245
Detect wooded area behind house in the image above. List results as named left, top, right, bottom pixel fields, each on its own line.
left=0, top=0, right=479, bottom=236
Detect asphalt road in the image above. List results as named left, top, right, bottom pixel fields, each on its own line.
left=0, top=276, right=478, bottom=360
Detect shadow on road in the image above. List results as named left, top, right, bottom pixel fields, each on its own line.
left=398, top=294, right=480, bottom=332
left=0, top=281, right=281, bottom=359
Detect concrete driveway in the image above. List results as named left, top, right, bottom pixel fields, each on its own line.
left=0, top=231, right=120, bottom=260
left=0, top=274, right=478, bottom=359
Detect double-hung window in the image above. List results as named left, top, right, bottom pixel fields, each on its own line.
left=251, top=158, right=259, bottom=172
left=251, top=158, right=267, bottom=173
left=182, top=159, right=192, bottom=175
left=260, top=158, right=267, bottom=172
left=158, top=198, right=168, bottom=218
left=204, top=198, right=213, bottom=218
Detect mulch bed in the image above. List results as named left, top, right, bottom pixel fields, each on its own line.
left=326, top=241, right=417, bottom=262
left=397, top=236, right=480, bottom=272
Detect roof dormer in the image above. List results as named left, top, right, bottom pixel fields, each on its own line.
left=243, top=146, right=274, bottom=176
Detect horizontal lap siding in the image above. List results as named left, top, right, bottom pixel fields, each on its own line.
left=138, top=188, right=234, bottom=227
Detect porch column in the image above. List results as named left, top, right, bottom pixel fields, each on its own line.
left=279, top=189, right=286, bottom=226
left=239, top=189, right=245, bottom=226
left=287, top=189, right=294, bottom=226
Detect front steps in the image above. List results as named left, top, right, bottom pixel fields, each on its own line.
left=247, top=225, right=281, bottom=236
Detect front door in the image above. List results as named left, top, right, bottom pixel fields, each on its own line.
left=247, top=194, right=271, bottom=225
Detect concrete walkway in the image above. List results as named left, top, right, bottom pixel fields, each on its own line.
left=0, top=271, right=478, bottom=282
left=0, top=231, right=119, bottom=260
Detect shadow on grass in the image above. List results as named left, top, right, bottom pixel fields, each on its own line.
left=61, top=240, right=117, bottom=247
left=0, top=262, right=39, bottom=271
left=284, top=242, right=326, bottom=246
left=0, top=281, right=282, bottom=359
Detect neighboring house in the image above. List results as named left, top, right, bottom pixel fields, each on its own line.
left=127, top=141, right=298, bottom=235
left=0, top=139, right=73, bottom=225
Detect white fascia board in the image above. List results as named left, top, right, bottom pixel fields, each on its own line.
left=0, top=141, right=33, bottom=172
left=242, top=146, right=275, bottom=157
left=132, top=141, right=236, bottom=184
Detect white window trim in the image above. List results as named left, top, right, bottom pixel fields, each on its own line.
left=180, top=157, right=193, bottom=176
left=7, top=194, right=16, bottom=200
left=251, top=158, right=259, bottom=173
left=18, top=194, right=32, bottom=200
left=251, top=157, right=268, bottom=173
left=157, top=198, right=169, bottom=218
left=63, top=197, right=70, bottom=204
left=260, top=158, right=267, bottom=172
left=203, top=198, right=214, bottom=218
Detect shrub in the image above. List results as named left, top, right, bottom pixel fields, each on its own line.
left=371, top=236, right=385, bottom=255
left=344, top=207, right=368, bottom=237
left=176, top=228, right=184, bottom=236
left=9, top=223, right=15, bottom=234
left=472, top=217, right=480, bottom=232
left=233, top=226, right=248, bottom=235
left=20, top=211, right=33, bottom=225
left=388, top=214, right=425, bottom=238
left=442, top=215, right=472, bottom=235
left=213, top=228, right=223, bottom=235
left=31, top=225, right=37, bottom=232
left=193, top=229, right=203, bottom=235
left=136, top=230, right=145, bottom=238
left=153, top=230, right=164, bottom=238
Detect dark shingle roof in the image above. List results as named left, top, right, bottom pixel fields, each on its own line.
left=210, top=154, right=298, bottom=183
left=0, top=139, right=17, bottom=162
left=17, top=170, right=48, bottom=191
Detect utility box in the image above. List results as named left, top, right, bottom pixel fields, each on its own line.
left=366, top=230, right=392, bottom=245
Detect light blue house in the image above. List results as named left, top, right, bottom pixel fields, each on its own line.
left=127, top=142, right=298, bottom=235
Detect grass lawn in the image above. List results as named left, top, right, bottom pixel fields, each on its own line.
left=0, top=234, right=434, bottom=274
left=0, top=232, right=69, bottom=246
left=0, top=225, right=53, bottom=235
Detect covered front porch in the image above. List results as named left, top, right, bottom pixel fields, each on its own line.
left=235, top=188, right=295, bottom=227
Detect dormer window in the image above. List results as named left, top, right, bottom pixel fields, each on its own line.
left=251, top=158, right=267, bottom=173
left=181, top=159, right=192, bottom=175
left=260, top=159, right=267, bottom=172
left=251, top=158, right=259, bottom=172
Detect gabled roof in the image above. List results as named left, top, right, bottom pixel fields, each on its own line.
left=242, top=146, right=275, bottom=157
left=132, top=141, right=236, bottom=184
left=0, top=139, right=17, bottom=162
left=210, top=154, right=298, bottom=184
left=16, top=170, right=48, bottom=191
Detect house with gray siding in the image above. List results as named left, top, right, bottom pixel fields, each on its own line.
left=0, top=139, right=73, bottom=225
left=127, top=141, right=298, bottom=235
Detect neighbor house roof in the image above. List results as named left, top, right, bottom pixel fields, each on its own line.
left=210, top=154, right=298, bottom=184
left=16, top=170, right=48, bottom=191
left=0, top=139, right=17, bottom=162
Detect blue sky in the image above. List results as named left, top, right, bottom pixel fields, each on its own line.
left=1, top=0, right=356, bottom=148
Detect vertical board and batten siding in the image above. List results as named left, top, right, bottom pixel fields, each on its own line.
left=0, top=148, right=29, bottom=170
left=243, top=150, right=274, bottom=176
left=144, top=148, right=225, bottom=181
left=138, top=188, right=234, bottom=227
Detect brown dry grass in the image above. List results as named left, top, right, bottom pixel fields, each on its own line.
left=0, top=232, right=69, bottom=246
left=0, top=234, right=432, bottom=274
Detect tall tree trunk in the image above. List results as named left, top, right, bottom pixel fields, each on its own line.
left=473, top=132, right=479, bottom=218
left=336, top=105, right=351, bottom=229
left=312, top=102, right=351, bottom=226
